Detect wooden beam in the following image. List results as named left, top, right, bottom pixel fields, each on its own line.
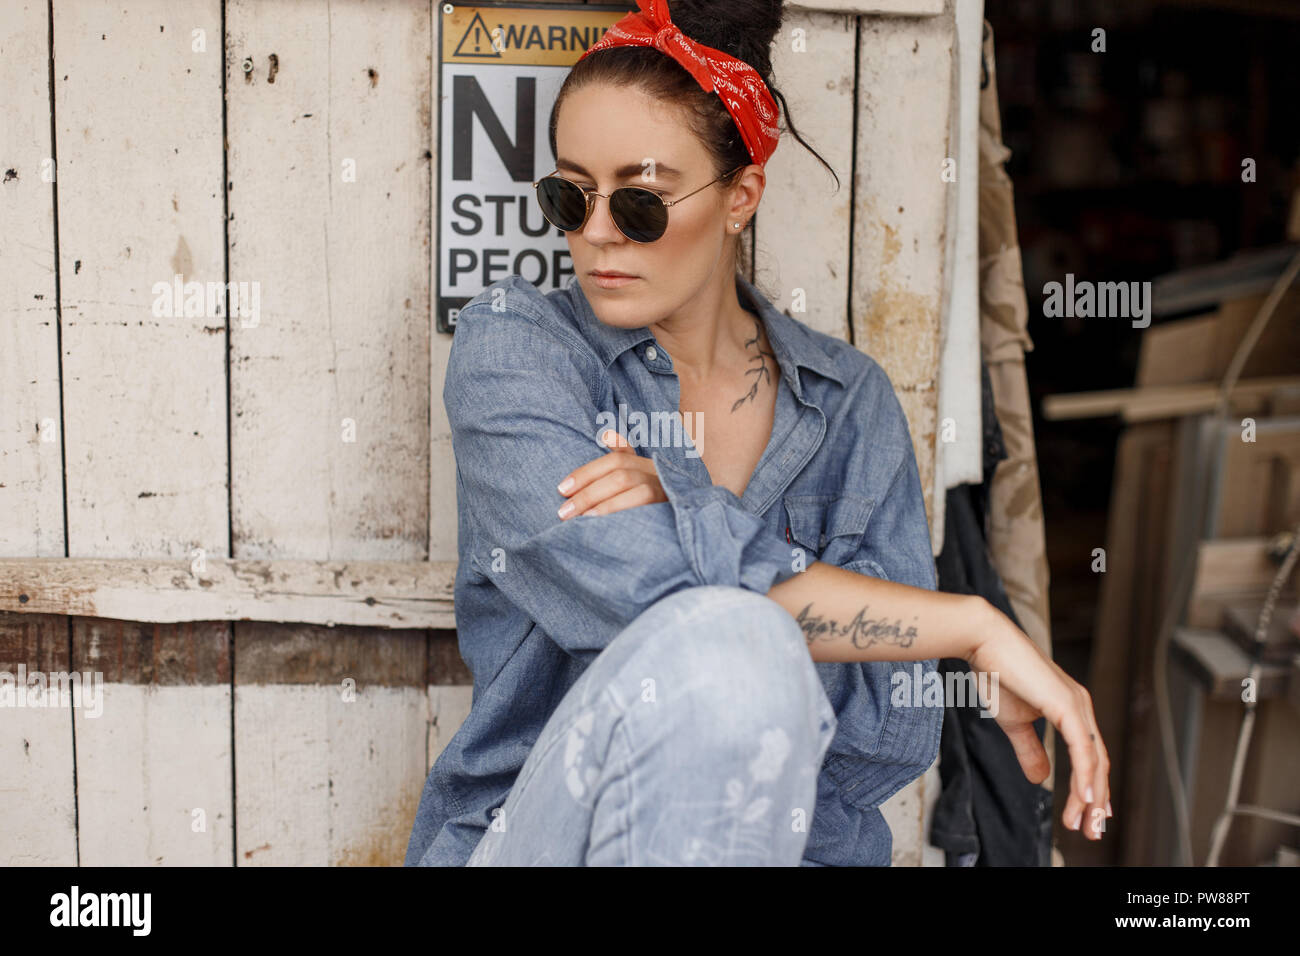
left=1041, top=376, right=1300, bottom=422
left=0, top=558, right=458, bottom=629
left=1188, top=537, right=1299, bottom=629
left=1193, top=537, right=1296, bottom=595
left=1171, top=628, right=1291, bottom=701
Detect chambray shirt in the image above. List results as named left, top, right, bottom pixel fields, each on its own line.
left=405, top=272, right=943, bottom=867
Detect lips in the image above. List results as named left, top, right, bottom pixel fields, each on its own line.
left=590, top=270, right=638, bottom=278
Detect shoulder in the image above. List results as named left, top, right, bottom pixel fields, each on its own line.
left=447, top=275, right=602, bottom=380
left=454, top=275, right=589, bottom=344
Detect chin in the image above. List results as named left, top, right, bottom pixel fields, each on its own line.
left=585, top=293, right=653, bottom=329
left=591, top=306, right=647, bottom=329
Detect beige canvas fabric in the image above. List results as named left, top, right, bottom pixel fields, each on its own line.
left=977, top=21, right=1055, bottom=788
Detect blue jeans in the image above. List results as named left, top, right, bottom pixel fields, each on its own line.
left=464, top=586, right=838, bottom=866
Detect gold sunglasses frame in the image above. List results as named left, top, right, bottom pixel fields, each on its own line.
left=531, top=165, right=747, bottom=243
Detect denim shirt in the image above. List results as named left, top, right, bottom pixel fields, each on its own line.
left=405, top=272, right=943, bottom=867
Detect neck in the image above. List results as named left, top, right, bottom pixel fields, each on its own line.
left=649, top=272, right=760, bottom=385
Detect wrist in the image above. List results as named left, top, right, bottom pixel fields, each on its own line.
left=961, top=594, right=1002, bottom=664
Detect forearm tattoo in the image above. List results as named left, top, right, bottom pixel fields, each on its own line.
left=731, top=315, right=776, bottom=412
left=795, top=602, right=920, bottom=651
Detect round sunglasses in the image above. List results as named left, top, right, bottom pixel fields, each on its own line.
left=532, top=166, right=745, bottom=243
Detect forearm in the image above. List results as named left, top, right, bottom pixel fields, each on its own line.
left=766, top=561, right=993, bottom=664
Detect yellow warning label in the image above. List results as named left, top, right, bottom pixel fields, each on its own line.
left=442, top=4, right=626, bottom=67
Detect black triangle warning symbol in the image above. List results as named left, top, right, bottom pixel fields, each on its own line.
left=453, top=12, right=504, bottom=60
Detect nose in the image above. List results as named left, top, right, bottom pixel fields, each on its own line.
left=579, top=192, right=624, bottom=246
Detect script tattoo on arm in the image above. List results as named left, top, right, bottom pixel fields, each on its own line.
left=731, top=314, right=776, bottom=412
left=795, top=602, right=920, bottom=651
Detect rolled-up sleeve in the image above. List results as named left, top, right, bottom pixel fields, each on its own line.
left=444, top=293, right=800, bottom=663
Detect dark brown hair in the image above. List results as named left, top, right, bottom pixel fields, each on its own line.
left=548, top=0, right=840, bottom=194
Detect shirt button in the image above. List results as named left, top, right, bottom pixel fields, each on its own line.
left=645, top=345, right=658, bottom=361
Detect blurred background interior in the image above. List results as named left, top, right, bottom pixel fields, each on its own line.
left=984, top=0, right=1300, bottom=865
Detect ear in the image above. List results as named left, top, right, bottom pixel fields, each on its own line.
left=727, top=164, right=765, bottom=223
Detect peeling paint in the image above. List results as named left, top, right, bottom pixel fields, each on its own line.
left=335, top=786, right=420, bottom=866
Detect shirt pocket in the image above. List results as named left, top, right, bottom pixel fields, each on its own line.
left=782, top=492, right=874, bottom=568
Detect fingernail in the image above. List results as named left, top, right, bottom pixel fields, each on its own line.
left=1068, top=811, right=1081, bottom=831
left=557, top=501, right=574, bottom=518
left=1085, top=786, right=1094, bottom=804
left=1106, top=799, right=1113, bottom=817
left=557, top=477, right=574, bottom=494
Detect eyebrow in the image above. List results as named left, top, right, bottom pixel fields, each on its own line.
left=555, top=158, right=683, bottom=180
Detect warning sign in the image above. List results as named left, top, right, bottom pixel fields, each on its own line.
left=436, top=3, right=628, bottom=332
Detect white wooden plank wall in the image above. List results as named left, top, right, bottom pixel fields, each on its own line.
left=225, top=0, right=432, bottom=866
left=760, top=9, right=856, bottom=341
left=56, top=0, right=233, bottom=869
left=852, top=10, right=953, bottom=543
left=0, top=2, right=77, bottom=866
left=2, top=0, right=954, bottom=866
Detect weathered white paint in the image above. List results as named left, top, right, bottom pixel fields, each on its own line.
left=0, top=1, right=77, bottom=867
left=75, top=684, right=233, bottom=865
left=0, top=1, right=65, bottom=557
left=225, top=0, right=432, bottom=866
left=919, top=763, right=945, bottom=865
left=55, top=2, right=229, bottom=556
left=226, top=0, right=431, bottom=562
left=0, top=557, right=457, bottom=628
left=426, top=684, right=474, bottom=771
left=759, top=9, right=857, bottom=341
left=881, top=762, right=943, bottom=866
left=52, top=0, right=231, bottom=867
left=235, top=684, right=427, bottom=866
left=851, top=11, right=954, bottom=553
left=0, top=705, right=78, bottom=864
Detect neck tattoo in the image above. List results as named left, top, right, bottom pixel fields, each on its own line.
left=732, top=314, right=776, bottom=412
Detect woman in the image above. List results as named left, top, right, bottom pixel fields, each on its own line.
left=406, top=0, right=1110, bottom=867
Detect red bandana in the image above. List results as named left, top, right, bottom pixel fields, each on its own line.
left=577, top=0, right=781, bottom=167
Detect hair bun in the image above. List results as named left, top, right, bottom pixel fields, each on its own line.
left=668, top=0, right=784, bottom=79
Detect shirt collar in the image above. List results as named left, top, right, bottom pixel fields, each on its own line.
left=563, top=272, right=845, bottom=400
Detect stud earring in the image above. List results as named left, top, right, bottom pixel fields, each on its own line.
left=733, top=222, right=742, bottom=229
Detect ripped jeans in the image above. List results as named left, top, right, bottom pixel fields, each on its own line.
left=465, top=585, right=838, bottom=866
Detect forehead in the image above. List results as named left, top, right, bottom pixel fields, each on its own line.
left=554, top=83, right=705, bottom=178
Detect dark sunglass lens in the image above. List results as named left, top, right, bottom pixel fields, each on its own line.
left=536, top=178, right=587, bottom=231
left=610, top=188, right=668, bottom=242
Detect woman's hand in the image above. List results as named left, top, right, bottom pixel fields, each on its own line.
left=557, top=429, right=667, bottom=519
left=966, top=602, right=1113, bottom=841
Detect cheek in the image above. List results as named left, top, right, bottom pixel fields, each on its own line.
left=656, top=205, right=723, bottom=270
